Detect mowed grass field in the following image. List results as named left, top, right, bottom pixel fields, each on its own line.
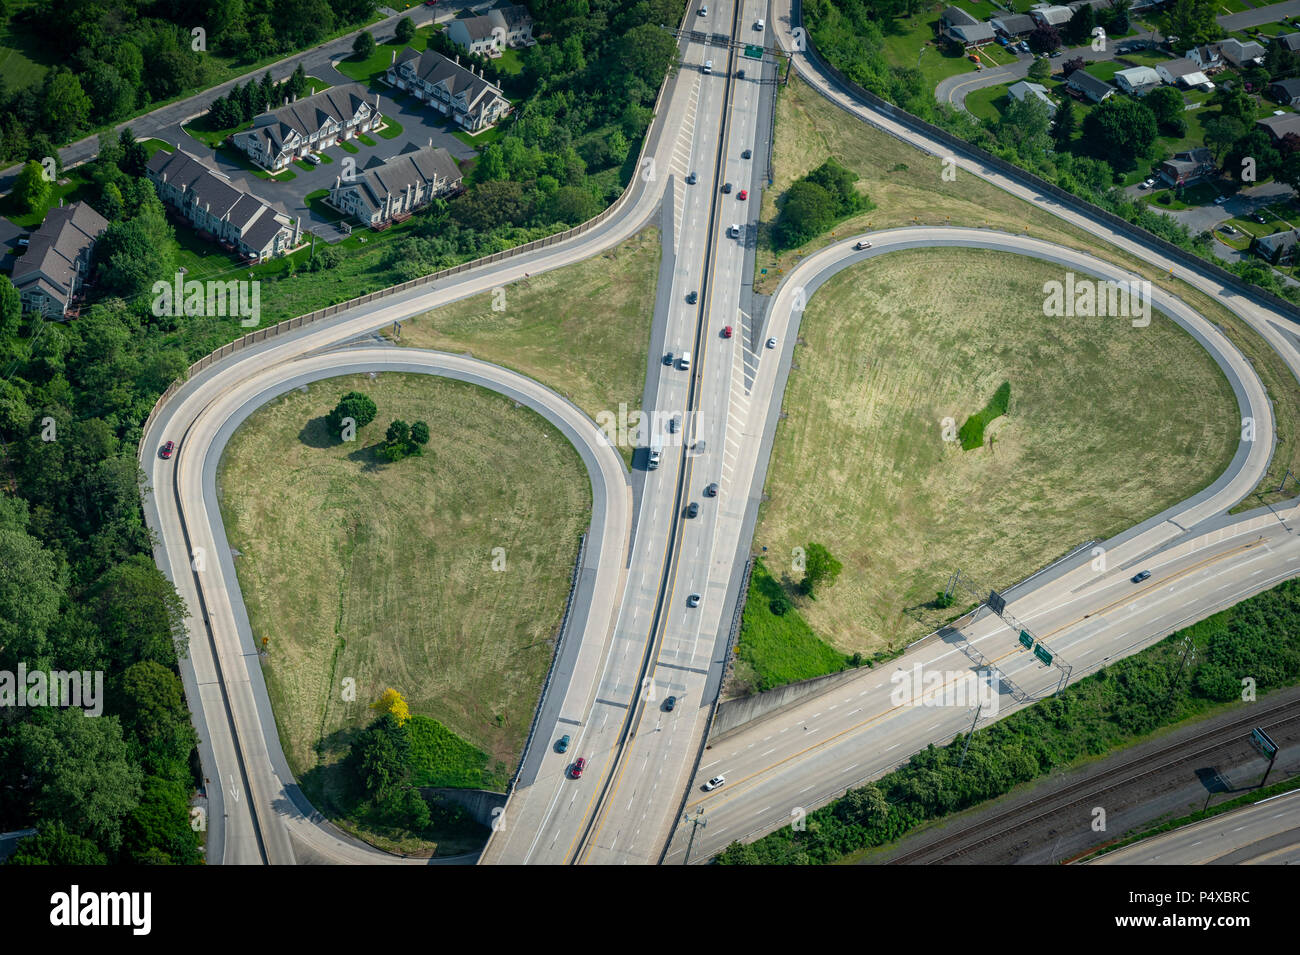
left=390, top=227, right=660, bottom=466
left=217, top=372, right=592, bottom=798
left=755, top=247, right=1238, bottom=654
left=762, top=73, right=1300, bottom=511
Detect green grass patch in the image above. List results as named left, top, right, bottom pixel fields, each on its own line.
left=732, top=560, right=849, bottom=695
left=0, top=169, right=93, bottom=229
left=377, top=118, right=404, bottom=139
left=453, top=126, right=505, bottom=149
left=407, top=715, right=508, bottom=790
left=340, top=140, right=360, bottom=154
left=958, top=380, right=1011, bottom=450
left=357, top=133, right=377, bottom=147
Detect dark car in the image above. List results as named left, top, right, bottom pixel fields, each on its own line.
left=705, top=482, right=718, bottom=497
left=159, top=440, right=176, bottom=459
left=686, top=502, right=700, bottom=518
left=686, top=171, right=697, bottom=184
left=663, top=352, right=675, bottom=366
left=1131, top=570, right=1152, bottom=583
left=663, top=696, right=677, bottom=712
left=687, top=290, right=698, bottom=304
left=556, top=734, right=570, bottom=753
left=571, top=756, right=587, bottom=779
left=737, top=69, right=745, bottom=79
left=742, top=148, right=752, bottom=159
left=722, top=182, right=732, bottom=194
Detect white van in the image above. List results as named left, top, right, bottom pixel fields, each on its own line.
left=703, top=59, right=713, bottom=73
left=679, top=351, right=692, bottom=370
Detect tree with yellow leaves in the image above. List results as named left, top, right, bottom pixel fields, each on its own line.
left=370, top=688, right=410, bottom=727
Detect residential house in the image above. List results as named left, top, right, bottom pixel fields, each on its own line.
left=1271, top=77, right=1300, bottom=106
left=1252, top=228, right=1300, bottom=265
left=11, top=202, right=107, bottom=318
left=448, top=15, right=503, bottom=57
left=491, top=4, right=535, bottom=46
left=939, top=7, right=995, bottom=46
left=386, top=48, right=512, bottom=133
left=232, top=83, right=380, bottom=172
left=1187, top=44, right=1222, bottom=71
left=1275, top=32, right=1300, bottom=54
left=1155, top=58, right=1201, bottom=86
left=328, top=142, right=464, bottom=228
left=1067, top=69, right=1115, bottom=102
left=1114, top=65, right=1161, bottom=95
left=1028, top=4, right=1074, bottom=27
left=991, top=13, right=1035, bottom=36
left=1218, top=38, right=1266, bottom=68
left=1158, top=148, right=1214, bottom=187
left=1067, top=0, right=1110, bottom=13
left=1257, top=112, right=1300, bottom=143
left=147, top=147, right=301, bottom=262
left=1008, top=80, right=1057, bottom=114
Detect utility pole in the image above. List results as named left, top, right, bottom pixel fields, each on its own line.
left=958, top=703, right=984, bottom=769
left=682, top=808, right=706, bottom=865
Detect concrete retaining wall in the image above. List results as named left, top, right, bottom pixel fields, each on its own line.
left=710, top=666, right=867, bottom=742
left=424, top=788, right=507, bottom=829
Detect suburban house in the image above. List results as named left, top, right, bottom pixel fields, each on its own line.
left=1252, top=228, right=1300, bottom=265
left=386, top=48, right=512, bottom=133
left=147, top=147, right=301, bottom=262
left=1067, top=0, right=1111, bottom=13
left=1275, top=32, right=1300, bottom=54
left=1187, top=44, right=1223, bottom=70
left=1114, top=65, right=1161, bottom=95
left=939, top=7, right=995, bottom=46
left=1067, top=69, right=1115, bottom=102
left=1156, top=58, right=1202, bottom=86
left=1158, top=148, right=1215, bottom=187
left=447, top=5, right=535, bottom=56
left=1008, top=80, right=1057, bottom=114
left=11, top=202, right=107, bottom=318
left=1218, top=38, right=1266, bottom=68
left=232, top=83, right=380, bottom=172
left=1028, top=4, right=1074, bottom=27
left=1271, top=77, right=1300, bottom=107
left=327, top=142, right=464, bottom=228
left=1256, top=112, right=1300, bottom=143
left=991, top=13, right=1035, bottom=36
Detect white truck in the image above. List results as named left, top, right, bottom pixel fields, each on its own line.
left=649, top=431, right=663, bottom=469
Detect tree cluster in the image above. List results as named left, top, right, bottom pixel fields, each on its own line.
left=773, top=158, right=870, bottom=249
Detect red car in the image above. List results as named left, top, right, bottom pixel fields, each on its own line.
left=159, top=440, right=176, bottom=459
left=738, top=189, right=748, bottom=200
left=722, top=325, right=733, bottom=338
left=571, top=757, right=587, bottom=779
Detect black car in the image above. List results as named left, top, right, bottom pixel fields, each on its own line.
left=687, top=290, right=698, bottom=304
left=705, top=482, right=718, bottom=497
left=722, top=182, right=732, bottom=194
left=663, top=352, right=674, bottom=366
left=663, top=696, right=677, bottom=712
left=1131, top=570, right=1152, bottom=583
left=686, top=502, right=700, bottom=518
left=737, top=69, right=745, bottom=79
left=741, top=148, right=752, bottom=159
left=686, top=171, right=697, bottom=184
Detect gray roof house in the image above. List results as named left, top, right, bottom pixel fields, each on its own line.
left=1156, top=58, right=1201, bottom=85
left=146, top=147, right=300, bottom=262
left=1252, top=228, right=1300, bottom=265
left=232, top=83, right=381, bottom=172
left=1028, top=4, right=1074, bottom=27
left=1218, top=38, right=1266, bottom=67
left=448, top=5, right=535, bottom=56
left=386, top=48, right=512, bottom=132
left=11, top=202, right=107, bottom=318
left=1275, top=32, right=1300, bottom=54
left=1114, top=65, right=1161, bottom=95
left=991, top=13, right=1035, bottom=36
left=328, top=143, right=464, bottom=228
left=1257, top=112, right=1300, bottom=142
left=1271, top=77, right=1300, bottom=106
left=939, top=6, right=995, bottom=45
left=1008, top=80, right=1057, bottom=114
left=1188, top=44, right=1222, bottom=70
left=1067, top=69, right=1115, bottom=102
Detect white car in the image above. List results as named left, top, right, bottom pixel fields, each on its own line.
left=765, top=337, right=777, bottom=349
left=1214, top=195, right=1228, bottom=205
left=854, top=239, right=872, bottom=250
left=728, top=223, right=741, bottom=238
left=687, top=593, right=701, bottom=607
left=1140, top=177, right=1156, bottom=189
left=307, top=153, right=322, bottom=165
left=703, top=775, right=726, bottom=791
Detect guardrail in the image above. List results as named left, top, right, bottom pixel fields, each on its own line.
left=136, top=48, right=677, bottom=460
left=789, top=0, right=1300, bottom=326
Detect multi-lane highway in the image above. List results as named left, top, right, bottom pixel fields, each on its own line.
left=137, top=0, right=1300, bottom=867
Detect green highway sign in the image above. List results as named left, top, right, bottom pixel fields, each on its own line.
left=1251, top=728, right=1278, bottom=758
left=743, top=44, right=764, bottom=59
left=1033, top=645, right=1053, bottom=666
left=1019, top=630, right=1034, bottom=650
